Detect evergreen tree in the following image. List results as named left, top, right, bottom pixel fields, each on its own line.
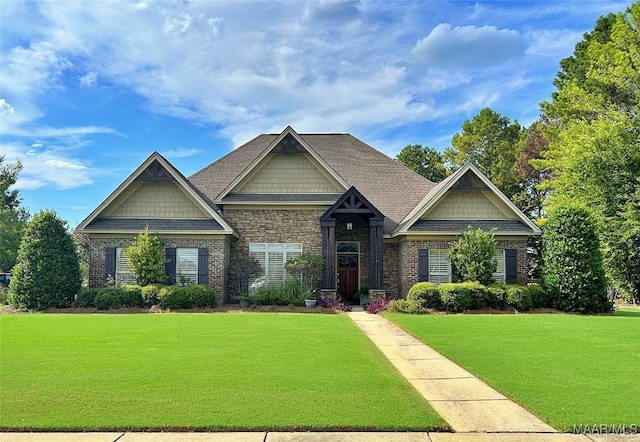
left=541, top=206, right=609, bottom=313
left=9, top=210, right=81, bottom=309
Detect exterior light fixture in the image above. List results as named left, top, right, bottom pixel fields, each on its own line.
left=346, top=222, right=353, bottom=231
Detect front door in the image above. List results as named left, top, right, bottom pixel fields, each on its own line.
left=338, top=253, right=359, bottom=302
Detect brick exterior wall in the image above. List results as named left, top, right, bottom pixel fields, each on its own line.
left=87, top=235, right=230, bottom=305
left=384, top=242, right=399, bottom=298
left=397, top=237, right=529, bottom=297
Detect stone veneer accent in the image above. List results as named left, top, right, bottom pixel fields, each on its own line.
left=398, top=238, right=529, bottom=297
left=223, top=208, right=325, bottom=295
left=87, top=235, right=230, bottom=305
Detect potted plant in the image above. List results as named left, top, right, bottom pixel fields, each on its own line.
left=356, top=287, right=370, bottom=305
left=303, top=290, right=317, bottom=308
left=233, top=294, right=252, bottom=308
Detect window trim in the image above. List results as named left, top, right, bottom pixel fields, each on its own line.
left=176, top=247, right=199, bottom=286
left=249, top=243, right=303, bottom=289
left=492, top=249, right=506, bottom=284
left=428, top=249, right=451, bottom=284
left=115, top=247, right=136, bottom=286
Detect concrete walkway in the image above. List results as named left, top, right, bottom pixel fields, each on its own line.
left=348, top=311, right=556, bottom=433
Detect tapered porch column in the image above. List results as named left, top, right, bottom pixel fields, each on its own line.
left=369, top=217, right=384, bottom=290
left=321, top=218, right=336, bottom=290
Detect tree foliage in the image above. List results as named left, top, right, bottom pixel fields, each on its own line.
left=124, top=228, right=167, bottom=286
left=396, top=144, right=447, bottom=182
left=448, top=226, right=497, bottom=286
left=541, top=206, right=609, bottom=313
left=9, top=210, right=81, bottom=309
left=539, top=3, right=640, bottom=298
left=444, top=108, right=529, bottom=212
left=0, top=156, right=28, bottom=272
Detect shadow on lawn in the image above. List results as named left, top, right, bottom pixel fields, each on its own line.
left=613, top=309, right=640, bottom=318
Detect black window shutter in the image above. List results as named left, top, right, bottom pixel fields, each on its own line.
left=165, top=247, right=176, bottom=285
left=104, top=247, right=116, bottom=278
left=418, top=249, right=429, bottom=282
left=198, top=248, right=209, bottom=284
left=451, top=262, right=458, bottom=283
left=505, top=249, right=518, bottom=283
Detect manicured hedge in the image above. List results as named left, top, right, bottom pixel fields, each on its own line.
left=403, top=282, right=548, bottom=313
left=73, top=284, right=216, bottom=310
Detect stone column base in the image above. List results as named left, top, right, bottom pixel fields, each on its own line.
left=368, top=289, right=386, bottom=302
left=321, top=289, right=337, bottom=300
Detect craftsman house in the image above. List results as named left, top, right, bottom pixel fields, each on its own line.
left=76, top=126, right=541, bottom=304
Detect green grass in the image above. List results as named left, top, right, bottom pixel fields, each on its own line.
left=0, top=313, right=445, bottom=431
left=386, top=309, right=640, bottom=431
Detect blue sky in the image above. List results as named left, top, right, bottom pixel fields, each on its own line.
left=0, top=0, right=630, bottom=228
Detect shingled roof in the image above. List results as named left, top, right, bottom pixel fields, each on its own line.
left=189, top=132, right=436, bottom=233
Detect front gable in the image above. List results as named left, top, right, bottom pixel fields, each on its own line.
left=76, top=152, right=235, bottom=235
left=395, top=162, right=541, bottom=236
left=217, top=127, right=348, bottom=204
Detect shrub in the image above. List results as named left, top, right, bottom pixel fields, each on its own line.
left=527, top=284, right=551, bottom=309
left=94, top=288, right=123, bottom=310
left=282, top=278, right=306, bottom=304
left=542, top=205, right=610, bottom=313
left=141, top=284, right=165, bottom=306
left=388, top=299, right=427, bottom=314
left=0, top=286, right=9, bottom=305
left=503, top=284, right=533, bottom=311
left=73, top=288, right=100, bottom=308
left=125, top=228, right=167, bottom=286
left=317, top=296, right=352, bottom=312
left=407, top=282, right=441, bottom=309
left=448, top=226, right=497, bottom=286
left=438, top=282, right=485, bottom=313
left=9, top=210, right=81, bottom=309
left=366, top=298, right=389, bottom=314
left=250, top=287, right=284, bottom=305
left=118, top=285, right=144, bottom=307
left=285, top=253, right=323, bottom=290
left=158, top=286, right=190, bottom=309
left=93, top=287, right=143, bottom=310
left=483, top=285, right=508, bottom=310
left=184, top=284, right=217, bottom=308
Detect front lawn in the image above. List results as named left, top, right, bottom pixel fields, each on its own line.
left=386, top=309, right=640, bottom=431
left=0, top=313, right=445, bottom=431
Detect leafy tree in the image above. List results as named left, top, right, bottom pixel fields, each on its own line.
left=396, top=144, right=447, bottom=182
left=448, top=226, right=497, bottom=286
left=0, top=156, right=28, bottom=272
left=286, top=253, right=323, bottom=290
left=228, top=253, right=262, bottom=297
left=603, top=189, right=640, bottom=303
left=539, top=3, right=640, bottom=297
left=9, top=210, right=81, bottom=309
left=514, top=121, right=550, bottom=219
left=124, top=227, right=167, bottom=286
left=541, top=205, right=609, bottom=313
left=444, top=108, right=527, bottom=209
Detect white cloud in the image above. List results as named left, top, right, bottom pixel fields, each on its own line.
left=526, top=29, right=584, bottom=58
left=7, top=125, right=122, bottom=138
left=1, top=142, right=93, bottom=190
left=0, top=99, right=15, bottom=115
left=163, top=12, right=194, bottom=35
left=412, top=23, right=525, bottom=69
left=31, top=142, right=43, bottom=148
left=162, top=148, right=202, bottom=158
left=80, top=72, right=98, bottom=88
left=207, top=17, right=223, bottom=36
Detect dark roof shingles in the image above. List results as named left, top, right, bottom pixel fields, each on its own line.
left=85, top=218, right=224, bottom=231
left=408, top=219, right=532, bottom=233
left=188, top=133, right=435, bottom=233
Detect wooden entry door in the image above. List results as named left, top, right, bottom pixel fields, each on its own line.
left=338, top=253, right=359, bottom=302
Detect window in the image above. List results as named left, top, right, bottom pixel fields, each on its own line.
left=116, top=248, right=136, bottom=286
left=429, top=249, right=451, bottom=284
left=249, top=243, right=302, bottom=288
left=492, top=250, right=505, bottom=283
left=176, top=248, right=198, bottom=286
